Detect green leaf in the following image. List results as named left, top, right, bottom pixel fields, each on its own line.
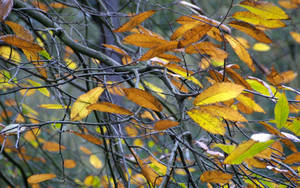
left=274, top=93, right=289, bottom=129
left=39, top=50, right=52, bottom=60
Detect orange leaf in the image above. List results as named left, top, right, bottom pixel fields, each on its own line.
left=278, top=0, right=298, bottom=9
left=179, top=24, right=212, bottom=47
left=123, top=33, right=168, bottom=48
left=42, top=141, right=66, bottom=152
left=284, top=152, right=300, bottom=164
left=200, top=170, right=233, bottom=184
left=225, top=34, right=255, bottom=72
left=139, top=41, right=179, bottom=61
left=102, top=44, right=128, bottom=56
left=1, top=35, right=43, bottom=53
left=266, top=66, right=297, bottom=85
left=185, top=41, right=228, bottom=59
left=69, top=130, right=102, bottom=145
left=88, top=102, right=133, bottom=115
left=232, top=11, right=286, bottom=29
left=154, top=120, right=179, bottom=130
left=64, top=159, right=77, bottom=168
left=114, top=10, right=156, bottom=32
left=123, top=88, right=163, bottom=112
left=27, top=174, right=56, bottom=184
left=5, top=21, right=34, bottom=41
left=239, top=0, right=289, bottom=20
left=290, top=32, right=300, bottom=43
left=229, top=21, right=272, bottom=43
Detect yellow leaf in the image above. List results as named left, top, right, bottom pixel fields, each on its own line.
left=201, top=105, right=248, bottom=122
left=179, top=23, right=212, bottom=47
left=225, top=34, right=255, bottom=72
left=232, top=11, right=286, bottom=29
left=187, top=109, right=225, bottom=135
left=39, top=104, right=65, bottom=109
left=236, top=37, right=250, bottom=48
left=88, top=102, right=133, bottom=115
left=123, top=88, right=163, bottom=112
left=239, top=0, right=289, bottom=20
left=165, top=63, right=203, bottom=87
left=142, top=81, right=166, bottom=99
left=193, top=82, right=244, bottom=106
left=84, top=176, right=99, bottom=186
left=139, top=41, right=179, bottom=61
left=123, top=33, right=167, bottom=48
left=0, top=46, right=21, bottom=63
left=200, top=170, right=233, bottom=184
left=27, top=174, right=56, bottom=184
left=154, top=120, right=179, bottom=130
left=185, top=42, right=228, bottom=60
left=236, top=94, right=265, bottom=113
left=5, top=21, right=34, bottom=41
left=89, top=154, right=103, bottom=169
left=42, top=141, right=66, bottom=152
left=64, top=159, right=77, bottom=168
left=133, top=138, right=144, bottom=146
left=171, top=22, right=199, bottom=40
left=24, top=128, right=40, bottom=142
left=69, top=130, right=102, bottom=145
left=65, top=58, right=77, bottom=70
left=114, top=10, right=156, bottom=32
left=229, top=21, right=272, bottom=43
left=70, top=87, right=104, bottom=121
left=253, top=43, right=270, bottom=51
left=290, top=31, right=300, bottom=44
left=27, top=79, right=50, bottom=97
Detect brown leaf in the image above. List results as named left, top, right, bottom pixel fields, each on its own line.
left=200, top=170, right=233, bottom=184
left=123, top=88, right=163, bottom=112
left=88, top=102, right=133, bottom=115
left=114, top=10, right=156, bottom=32
left=123, top=33, right=168, bottom=48
left=179, top=24, right=212, bottom=47
left=154, top=120, right=179, bottom=130
left=284, top=152, right=300, bottom=164
left=0, top=0, right=13, bottom=21
left=266, top=66, right=297, bottom=85
left=225, top=34, right=255, bottom=72
left=1, top=35, right=43, bottom=53
left=229, top=21, right=272, bottom=43
left=139, top=41, right=179, bottom=61
left=27, top=174, right=56, bottom=184
left=69, top=130, right=102, bottom=145
left=185, top=41, right=228, bottom=60
left=5, top=21, right=34, bottom=41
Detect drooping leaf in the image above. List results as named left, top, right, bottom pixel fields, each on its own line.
left=154, top=120, right=179, bottom=130
left=266, top=66, right=297, bottom=85
left=274, top=93, right=289, bottom=129
left=70, top=87, right=104, bottom=121
left=232, top=11, right=286, bottom=29
left=200, top=105, right=248, bottom=122
left=229, top=21, right=272, bottom=43
left=225, top=34, right=255, bottom=72
left=89, top=155, right=103, bottom=169
left=0, top=46, right=21, bottom=63
left=239, top=0, right=289, bottom=20
left=123, top=88, right=163, bottom=112
left=286, top=118, right=300, bottom=136
left=114, top=10, right=157, bottom=32
left=200, top=170, right=233, bottom=184
left=139, top=41, right=179, bottom=61
left=179, top=23, right=212, bottom=47
left=88, top=102, right=133, bottom=115
left=193, top=82, right=245, bottom=106
left=236, top=94, right=265, bottom=113
left=185, top=42, right=228, bottom=60
left=187, top=109, right=225, bottom=135
left=68, top=130, right=102, bottom=145
left=0, top=0, right=13, bottom=21
left=224, top=139, right=275, bottom=164
left=42, top=141, right=66, bottom=152
left=27, top=174, right=56, bottom=184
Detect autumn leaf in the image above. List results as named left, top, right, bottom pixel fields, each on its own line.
left=90, top=154, right=103, bottom=169
left=0, top=0, right=13, bottom=21
left=88, top=102, right=133, bottom=115
left=64, top=159, right=77, bottom=168
left=27, top=174, right=56, bottom=184
left=5, top=21, right=34, bottom=41
left=266, top=66, right=297, bottom=85
left=0, top=35, right=43, bottom=53
left=274, top=93, right=289, bottom=129
left=123, top=88, right=163, bottom=112
left=42, top=141, right=66, bottom=152
left=187, top=109, right=225, bottom=135
left=283, top=152, right=300, bottom=164
left=27, top=79, right=50, bottom=97
left=200, top=170, right=233, bottom=184
left=200, top=105, right=248, bottom=122
left=185, top=41, right=228, bottom=60
left=39, top=104, right=65, bottom=109
left=239, top=0, right=289, bottom=20
left=193, top=82, right=245, bottom=106
left=123, top=33, right=167, bottom=48
left=154, top=120, right=179, bottom=130
left=290, top=31, right=300, bottom=43
left=229, top=21, right=272, bottom=43
left=225, top=34, right=255, bottom=72
left=232, top=11, right=286, bottom=29
left=139, top=41, right=179, bottom=61
left=224, top=139, right=275, bottom=164
left=68, top=130, right=102, bottom=145
left=253, top=43, right=270, bottom=51
left=114, top=10, right=157, bottom=32
left=179, top=23, right=212, bottom=47
left=0, top=46, right=21, bottom=63
left=70, top=87, right=104, bottom=121
left=236, top=94, right=265, bottom=113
